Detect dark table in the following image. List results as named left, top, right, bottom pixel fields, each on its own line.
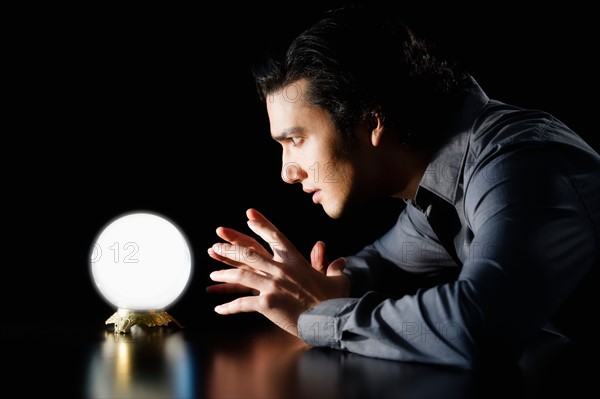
left=4, top=314, right=591, bottom=399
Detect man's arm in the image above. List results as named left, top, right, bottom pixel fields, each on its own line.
left=299, top=143, right=599, bottom=368
left=343, top=204, right=461, bottom=298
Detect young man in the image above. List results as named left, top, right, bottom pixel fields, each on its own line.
left=207, top=6, right=599, bottom=369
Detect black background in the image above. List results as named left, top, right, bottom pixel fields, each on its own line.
left=5, top=2, right=597, bottom=333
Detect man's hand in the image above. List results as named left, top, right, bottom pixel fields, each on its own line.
left=310, top=240, right=346, bottom=275
left=207, top=208, right=349, bottom=337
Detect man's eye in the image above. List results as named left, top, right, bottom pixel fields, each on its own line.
left=290, top=137, right=302, bottom=146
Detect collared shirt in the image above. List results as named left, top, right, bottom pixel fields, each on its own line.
left=297, top=78, right=600, bottom=369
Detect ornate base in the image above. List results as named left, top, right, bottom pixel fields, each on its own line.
left=106, top=309, right=184, bottom=333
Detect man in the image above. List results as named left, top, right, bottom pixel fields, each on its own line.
left=207, top=5, right=599, bottom=369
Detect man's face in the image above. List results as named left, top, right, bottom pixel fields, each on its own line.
left=266, top=80, right=370, bottom=218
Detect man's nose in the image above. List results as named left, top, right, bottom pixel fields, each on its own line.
left=281, top=161, right=306, bottom=184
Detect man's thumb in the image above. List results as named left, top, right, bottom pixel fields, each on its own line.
left=310, top=241, right=327, bottom=272
left=326, top=257, right=346, bottom=276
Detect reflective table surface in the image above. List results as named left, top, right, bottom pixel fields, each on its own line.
left=4, top=315, right=591, bottom=399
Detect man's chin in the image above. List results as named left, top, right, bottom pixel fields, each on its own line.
left=322, top=197, right=374, bottom=219
left=321, top=202, right=349, bottom=220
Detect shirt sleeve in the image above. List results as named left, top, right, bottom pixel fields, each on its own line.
left=343, top=204, right=460, bottom=298
left=298, top=141, right=599, bottom=369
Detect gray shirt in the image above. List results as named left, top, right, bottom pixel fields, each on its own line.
left=297, top=78, right=600, bottom=369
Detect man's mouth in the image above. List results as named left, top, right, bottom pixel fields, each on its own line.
left=311, top=190, right=321, bottom=204
left=303, top=188, right=321, bottom=204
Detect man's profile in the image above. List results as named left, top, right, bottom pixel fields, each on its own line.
left=207, top=5, right=599, bottom=369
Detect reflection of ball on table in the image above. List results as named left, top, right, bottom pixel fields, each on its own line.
left=90, top=212, right=193, bottom=332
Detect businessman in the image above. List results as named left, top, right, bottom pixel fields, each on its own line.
left=207, top=5, right=599, bottom=368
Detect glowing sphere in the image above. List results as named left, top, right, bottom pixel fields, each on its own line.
left=90, top=212, right=193, bottom=311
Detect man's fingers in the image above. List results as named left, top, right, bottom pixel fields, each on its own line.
left=246, top=219, right=299, bottom=261
left=311, top=241, right=327, bottom=272
left=207, top=251, right=264, bottom=275
left=246, top=208, right=293, bottom=247
left=208, top=246, right=246, bottom=269
left=246, top=208, right=270, bottom=224
left=326, top=257, right=347, bottom=277
left=246, top=219, right=292, bottom=248
left=208, top=244, right=273, bottom=279
left=209, top=267, right=266, bottom=292
left=214, top=296, right=260, bottom=315
left=209, top=243, right=275, bottom=275
left=216, top=226, right=271, bottom=259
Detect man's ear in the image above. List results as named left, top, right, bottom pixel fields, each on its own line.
left=369, top=111, right=385, bottom=147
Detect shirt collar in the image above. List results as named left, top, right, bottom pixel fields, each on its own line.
left=416, top=77, right=489, bottom=205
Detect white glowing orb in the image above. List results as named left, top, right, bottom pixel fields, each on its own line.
left=90, top=212, right=193, bottom=311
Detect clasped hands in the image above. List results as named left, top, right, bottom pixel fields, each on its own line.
left=207, top=208, right=349, bottom=337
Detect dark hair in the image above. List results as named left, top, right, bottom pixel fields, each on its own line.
left=253, top=5, right=470, bottom=147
